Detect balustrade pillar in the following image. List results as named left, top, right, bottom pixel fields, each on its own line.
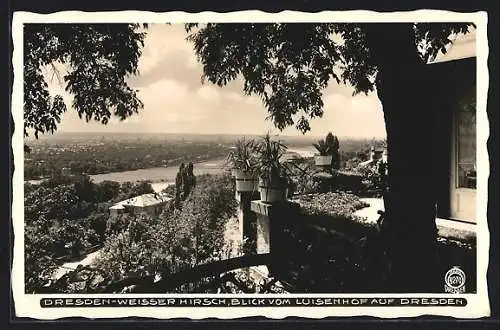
left=235, top=190, right=259, bottom=254
left=250, top=200, right=301, bottom=277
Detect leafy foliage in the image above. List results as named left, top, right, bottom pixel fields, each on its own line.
left=182, top=163, right=197, bottom=200
left=186, top=23, right=474, bottom=133
left=344, top=157, right=363, bottom=171
left=225, top=138, right=259, bottom=174
left=174, top=162, right=197, bottom=208
left=285, top=158, right=319, bottom=195
left=24, top=24, right=146, bottom=138
left=293, top=192, right=370, bottom=223
left=312, top=131, right=340, bottom=168
left=414, top=23, right=474, bottom=63
left=186, top=24, right=476, bottom=289
left=312, top=140, right=331, bottom=156
left=255, top=133, right=291, bottom=185
left=357, top=161, right=387, bottom=196
left=186, top=23, right=343, bottom=133
left=24, top=178, right=99, bottom=292
left=325, top=132, right=338, bottom=149
left=96, top=173, right=237, bottom=290
left=24, top=174, right=154, bottom=292
left=116, top=180, right=155, bottom=201
left=94, top=215, right=154, bottom=283
left=24, top=226, right=59, bottom=293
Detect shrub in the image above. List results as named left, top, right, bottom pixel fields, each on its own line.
left=286, top=158, right=320, bottom=195
left=344, top=157, right=363, bottom=171
left=174, top=162, right=197, bottom=208
left=24, top=176, right=111, bottom=292
left=357, top=161, right=387, bottom=196
left=94, top=173, right=237, bottom=290
left=293, top=192, right=370, bottom=220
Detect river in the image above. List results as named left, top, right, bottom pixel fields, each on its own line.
left=287, top=147, right=316, bottom=158
left=26, top=158, right=228, bottom=191
left=25, top=147, right=316, bottom=191
left=90, top=158, right=229, bottom=192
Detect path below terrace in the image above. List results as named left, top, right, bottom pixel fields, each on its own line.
left=354, top=197, right=476, bottom=233
left=53, top=214, right=243, bottom=281
left=52, top=250, right=101, bottom=280
left=223, top=216, right=243, bottom=258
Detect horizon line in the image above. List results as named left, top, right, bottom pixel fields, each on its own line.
left=33, top=131, right=386, bottom=140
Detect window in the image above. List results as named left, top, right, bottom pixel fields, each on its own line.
left=456, top=86, right=476, bottom=189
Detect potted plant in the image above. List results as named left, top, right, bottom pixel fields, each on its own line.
left=313, top=139, right=333, bottom=166
left=255, top=133, right=290, bottom=203
left=226, top=138, right=259, bottom=192
left=313, top=132, right=340, bottom=168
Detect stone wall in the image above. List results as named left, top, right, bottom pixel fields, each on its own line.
left=242, top=197, right=477, bottom=293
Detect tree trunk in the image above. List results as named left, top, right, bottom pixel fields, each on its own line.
left=365, top=24, right=440, bottom=292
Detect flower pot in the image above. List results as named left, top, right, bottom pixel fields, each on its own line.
left=258, top=178, right=288, bottom=203
left=231, top=168, right=239, bottom=177
left=315, top=155, right=333, bottom=166
left=234, top=170, right=258, bottom=192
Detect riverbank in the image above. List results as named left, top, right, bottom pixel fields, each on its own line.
left=26, top=157, right=228, bottom=187
left=90, top=157, right=227, bottom=184
left=26, top=147, right=316, bottom=188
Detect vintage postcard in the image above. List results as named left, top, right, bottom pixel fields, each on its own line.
left=12, top=10, right=490, bottom=319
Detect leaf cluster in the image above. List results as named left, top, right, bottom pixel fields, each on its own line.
left=24, top=24, right=146, bottom=138
left=313, top=132, right=340, bottom=161
left=186, top=23, right=475, bottom=134
left=225, top=138, right=259, bottom=175
left=254, top=133, right=291, bottom=185
left=23, top=174, right=154, bottom=292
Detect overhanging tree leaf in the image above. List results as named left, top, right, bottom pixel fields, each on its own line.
left=185, top=22, right=475, bottom=292
left=186, top=22, right=473, bottom=133
left=23, top=24, right=146, bottom=138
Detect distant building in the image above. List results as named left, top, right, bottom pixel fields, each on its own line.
left=358, top=146, right=387, bottom=168
left=109, top=193, right=172, bottom=217
left=370, top=146, right=387, bottom=163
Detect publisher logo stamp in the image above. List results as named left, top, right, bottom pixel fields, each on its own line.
left=445, top=266, right=466, bottom=293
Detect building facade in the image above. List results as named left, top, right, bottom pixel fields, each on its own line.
left=109, top=192, right=173, bottom=217
left=429, top=28, right=477, bottom=224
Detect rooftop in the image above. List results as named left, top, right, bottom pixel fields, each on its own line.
left=110, top=193, right=172, bottom=210
left=427, top=27, right=476, bottom=64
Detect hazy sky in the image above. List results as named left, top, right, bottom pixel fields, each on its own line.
left=48, top=24, right=387, bottom=138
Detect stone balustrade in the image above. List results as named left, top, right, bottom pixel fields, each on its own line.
left=234, top=190, right=477, bottom=292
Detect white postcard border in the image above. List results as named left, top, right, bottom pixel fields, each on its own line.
left=11, top=9, right=490, bottom=319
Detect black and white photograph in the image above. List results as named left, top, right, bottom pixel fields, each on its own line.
left=11, top=10, right=490, bottom=319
